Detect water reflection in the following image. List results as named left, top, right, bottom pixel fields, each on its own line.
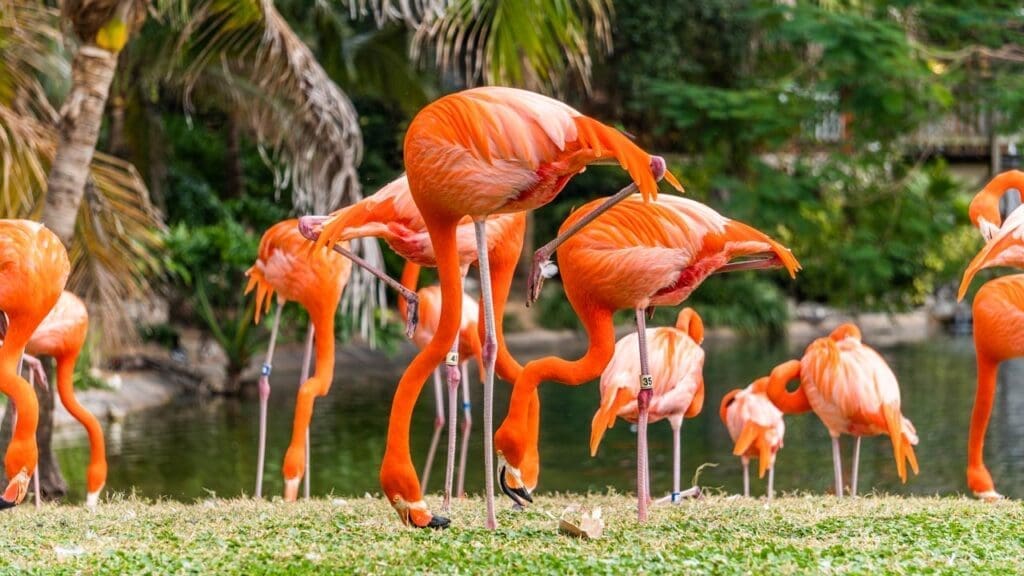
left=54, top=333, right=1024, bottom=501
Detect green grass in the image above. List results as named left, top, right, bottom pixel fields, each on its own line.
left=2, top=493, right=1023, bottom=574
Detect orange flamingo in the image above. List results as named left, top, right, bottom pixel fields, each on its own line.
left=23, top=291, right=106, bottom=507
left=766, top=324, right=919, bottom=497
left=956, top=213, right=1024, bottom=500
left=246, top=219, right=352, bottom=501
left=590, top=308, right=706, bottom=504
left=367, top=86, right=684, bottom=529
left=720, top=377, right=785, bottom=499
left=407, top=269, right=483, bottom=511
left=301, top=176, right=539, bottom=514
left=0, top=220, right=69, bottom=509
left=495, top=193, right=799, bottom=521
left=967, top=170, right=1024, bottom=241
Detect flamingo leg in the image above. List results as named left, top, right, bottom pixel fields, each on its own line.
left=768, top=466, right=775, bottom=501
left=457, top=361, right=472, bottom=499
left=832, top=436, right=844, bottom=498
left=420, top=367, right=444, bottom=492
left=474, top=219, right=499, bottom=530
left=329, top=243, right=419, bottom=338
left=968, top=357, right=1001, bottom=499
left=27, top=369, right=39, bottom=510
left=851, top=436, right=861, bottom=498
left=671, top=419, right=681, bottom=503
left=634, top=307, right=653, bottom=522
left=299, top=324, right=314, bottom=500
left=441, top=338, right=462, bottom=513
left=742, top=457, right=750, bottom=498
left=255, top=303, right=283, bottom=499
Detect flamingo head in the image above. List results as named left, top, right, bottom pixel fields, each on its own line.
left=391, top=496, right=449, bottom=529
left=829, top=323, right=862, bottom=342
left=497, top=453, right=532, bottom=508
left=0, top=468, right=30, bottom=509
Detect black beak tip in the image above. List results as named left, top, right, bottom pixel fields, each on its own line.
left=0, top=498, right=16, bottom=511
left=498, top=465, right=533, bottom=506
left=425, top=515, right=450, bottom=530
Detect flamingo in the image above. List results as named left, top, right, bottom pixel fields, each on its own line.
left=368, top=86, right=684, bottom=529
left=300, top=176, right=540, bottom=516
left=0, top=220, right=69, bottom=509
left=495, top=193, right=800, bottom=522
left=956, top=211, right=1024, bottom=500
left=406, top=264, right=483, bottom=511
left=23, top=291, right=106, bottom=507
left=766, top=323, right=919, bottom=497
left=590, top=307, right=706, bottom=504
left=720, top=377, right=785, bottom=499
left=967, top=170, right=1024, bottom=241
left=245, top=219, right=352, bottom=501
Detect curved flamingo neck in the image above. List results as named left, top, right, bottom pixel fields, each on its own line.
left=971, top=170, right=1024, bottom=229
left=766, top=359, right=811, bottom=414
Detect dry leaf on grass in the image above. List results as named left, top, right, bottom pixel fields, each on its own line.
left=558, top=505, right=604, bottom=540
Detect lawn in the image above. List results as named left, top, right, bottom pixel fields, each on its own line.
left=1, top=493, right=1022, bottom=574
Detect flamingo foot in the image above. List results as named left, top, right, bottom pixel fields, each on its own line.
left=404, top=296, right=419, bottom=339
left=526, top=253, right=558, bottom=307
left=0, top=469, right=30, bottom=509
left=975, top=490, right=1004, bottom=502
left=284, top=477, right=301, bottom=502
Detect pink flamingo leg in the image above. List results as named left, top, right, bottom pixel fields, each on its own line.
left=742, top=457, right=750, bottom=497
left=457, top=361, right=472, bottom=499
left=671, top=419, right=682, bottom=502
left=832, top=436, right=844, bottom=498
left=768, top=466, right=775, bottom=500
left=441, top=349, right=462, bottom=513
left=420, top=367, right=445, bottom=492
left=299, top=324, right=314, bottom=500
left=474, top=220, right=498, bottom=530
left=327, top=244, right=419, bottom=339
left=255, top=303, right=283, bottom=499
left=634, top=307, right=653, bottom=522
left=851, top=436, right=861, bottom=497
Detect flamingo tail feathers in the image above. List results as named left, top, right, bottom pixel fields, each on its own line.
left=590, top=386, right=632, bottom=457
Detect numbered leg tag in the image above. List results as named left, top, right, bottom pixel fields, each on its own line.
left=640, top=374, right=654, bottom=390
left=445, top=352, right=459, bottom=366
left=261, top=363, right=272, bottom=377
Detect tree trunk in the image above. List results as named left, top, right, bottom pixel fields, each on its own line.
left=40, top=43, right=121, bottom=245
left=225, top=114, right=245, bottom=199
left=33, top=365, right=68, bottom=499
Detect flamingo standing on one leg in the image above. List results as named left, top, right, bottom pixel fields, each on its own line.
left=363, top=86, right=684, bottom=529
left=495, top=193, right=799, bottom=522
left=301, top=176, right=540, bottom=512
left=407, top=270, right=483, bottom=510
left=967, top=170, right=1024, bottom=241
left=590, top=308, right=706, bottom=504
left=766, top=324, right=919, bottom=497
left=245, top=219, right=352, bottom=501
left=0, top=220, right=69, bottom=509
left=23, top=291, right=106, bottom=507
left=720, top=377, right=785, bottom=499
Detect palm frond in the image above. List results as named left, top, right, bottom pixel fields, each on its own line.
left=337, top=0, right=448, bottom=27
left=179, top=0, right=363, bottom=215
left=410, top=0, right=613, bottom=94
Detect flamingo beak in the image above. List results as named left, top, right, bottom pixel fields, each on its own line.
left=0, top=469, right=30, bottom=509
left=392, top=497, right=450, bottom=529
left=497, top=454, right=533, bottom=507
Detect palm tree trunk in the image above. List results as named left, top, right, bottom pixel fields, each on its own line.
left=41, top=43, right=121, bottom=244
left=33, top=367, right=68, bottom=500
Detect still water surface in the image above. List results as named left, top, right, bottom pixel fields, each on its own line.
left=54, top=332, right=1024, bottom=502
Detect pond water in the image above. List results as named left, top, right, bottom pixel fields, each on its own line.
left=53, top=331, right=1024, bottom=503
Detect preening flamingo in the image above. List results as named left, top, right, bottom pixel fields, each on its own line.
left=956, top=211, right=1024, bottom=500
left=406, top=264, right=483, bottom=511
left=301, top=175, right=540, bottom=516
left=495, top=193, right=799, bottom=522
left=590, top=308, right=706, bottom=504
left=245, top=219, right=352, bottom=501
left=0, top=220, right=69, bottom=509
left=372, top=87, right=684, bottom=529
left=766, top=324, right=919, bottom=497
left=967, top=170, right=1024, bottom=241
left=24, top=291, right=106, bottom=507
left=720, top=377, right=785, bottom=499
